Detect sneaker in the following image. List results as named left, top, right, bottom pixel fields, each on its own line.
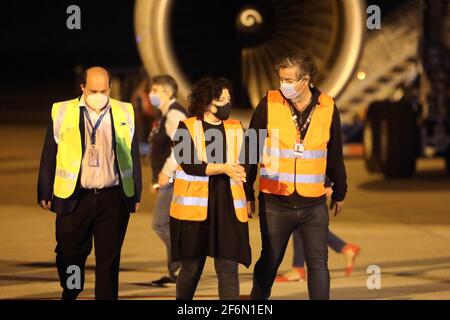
left=275, top=267, right=306, bottom=282
left=150, top=276, right=177, bottom=287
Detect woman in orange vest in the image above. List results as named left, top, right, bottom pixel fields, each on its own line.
left=170, top=77, right=251, bottom=300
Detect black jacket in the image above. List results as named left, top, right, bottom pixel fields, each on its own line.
left=37, top=102, right=142, bottom=215
left=150, top=101, right=187, bottom=183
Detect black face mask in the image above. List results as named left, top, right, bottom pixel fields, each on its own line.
left=212, top=102, right=231, bottom=120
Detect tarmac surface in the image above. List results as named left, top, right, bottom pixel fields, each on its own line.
left=1, top=125, right=450, bottom=300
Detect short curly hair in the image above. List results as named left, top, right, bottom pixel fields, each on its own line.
left=188, top=77, right=232, bottom=118
left=274, top=49, right=318, bottom=82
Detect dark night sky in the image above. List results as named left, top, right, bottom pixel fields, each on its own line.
left=0, top=0, right=406, bottom=87
left=0, top=0, right=140, bottom=90
left=0, top=0, right=409, bottom=123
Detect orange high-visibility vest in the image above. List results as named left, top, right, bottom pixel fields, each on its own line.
left=259, top=90, right=334, bottom=197
left=170, top=117, right=248, bottom=222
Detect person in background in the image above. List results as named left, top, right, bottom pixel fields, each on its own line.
left=170, top=77, right=252, bottom=300
left=276, top=180, right=360, bottom=282
left=148, top=75, right=187, bottom=287
left=341, top=110, right=365, bottom=144
left=131, top=73, right=153, bottom=143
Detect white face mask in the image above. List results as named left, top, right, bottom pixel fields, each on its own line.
left=86, top=93, right=108, bottom=111
left=280, top=77, right=308, bottom=100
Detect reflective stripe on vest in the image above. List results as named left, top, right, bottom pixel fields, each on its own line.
left=55, top=168, right=78, bottom=181
left=172, top=195, right=246, bottom=209
left=172, top=195, right=208, bottom=207
left=51, top=98, right=135, bottom=199
left=260, top=168, right=326, bottom=184
left=259, top=90, right=334, bottom=197
left=170, top=117, right=248, bottom=223
left=175, top=169, right=243, bottom=184
left=264, top=147, right=327, bottom=159
left=175, top=169, right=209, bottom=182
left=233, top=199, right=247, bottom=209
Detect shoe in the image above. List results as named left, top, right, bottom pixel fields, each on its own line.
left=61, top=290, right=80, bottom=300
left=342, top=243, right=361, bottom=276
left=150, top=276, right=177, bottom=287
left=275, top=267, right=306, bottom=282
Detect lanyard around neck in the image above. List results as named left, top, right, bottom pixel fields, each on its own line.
left=287, top=101, right=316, bottom=143
left=82, top=106, right=109, bottom=146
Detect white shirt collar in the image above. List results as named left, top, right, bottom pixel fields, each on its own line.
left=159, top=98, right=177, bottom=116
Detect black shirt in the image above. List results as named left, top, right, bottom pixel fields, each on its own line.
left=244, top=86, right=347, bottom=209
left=149, top=101, right=187, bottom=183
left=170, top=120, right=251, bottom=267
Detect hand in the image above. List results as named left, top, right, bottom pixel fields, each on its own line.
left=135, top=202, right=140, bottom=212
left=39, top=200, right=52, bottom=210
left=247, top=201, right=256, bottom=218
left=150, top=183, right=159, bottom=194
left=223, top=164, right=246, bottom=183
left=325, top=187, right=333, bottom=199
left=158, top=172, right=171, bottom=187
left=330, top=200, right=344, bottom=216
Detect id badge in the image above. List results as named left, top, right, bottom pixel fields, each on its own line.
left=88, top=145, right=100, bottom=167
left=293, top=143, right=305, bottom=158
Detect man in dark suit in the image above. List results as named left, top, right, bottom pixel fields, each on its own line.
left=37, top=66, right=142, bottom=300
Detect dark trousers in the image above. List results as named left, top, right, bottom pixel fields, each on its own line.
left=176, top=257, right=239, bottom=300
left=251, top=200, right=330, bottom=300
left=55, top=187, right=130, bottom=300
left=293, top=230, right=346, bottom=267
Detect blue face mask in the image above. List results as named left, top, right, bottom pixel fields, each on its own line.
left=149, top=94, right=161, bottom=108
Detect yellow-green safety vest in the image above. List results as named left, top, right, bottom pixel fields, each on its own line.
left=51, top=97, right=135, bottom=199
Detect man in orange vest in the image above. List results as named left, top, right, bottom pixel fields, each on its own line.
left=245, top=50, right=347, bottom=300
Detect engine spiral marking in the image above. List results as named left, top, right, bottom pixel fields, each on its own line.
left=240, top=9, right=263, bottom=27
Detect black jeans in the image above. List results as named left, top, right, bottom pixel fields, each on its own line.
left=251, top=199, right=330, bottom=300
left=55, top=187, right=130, bottom=300
left=176, top=257, right=239, bottom=300
left=293, top=230, right=346, bottom=268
